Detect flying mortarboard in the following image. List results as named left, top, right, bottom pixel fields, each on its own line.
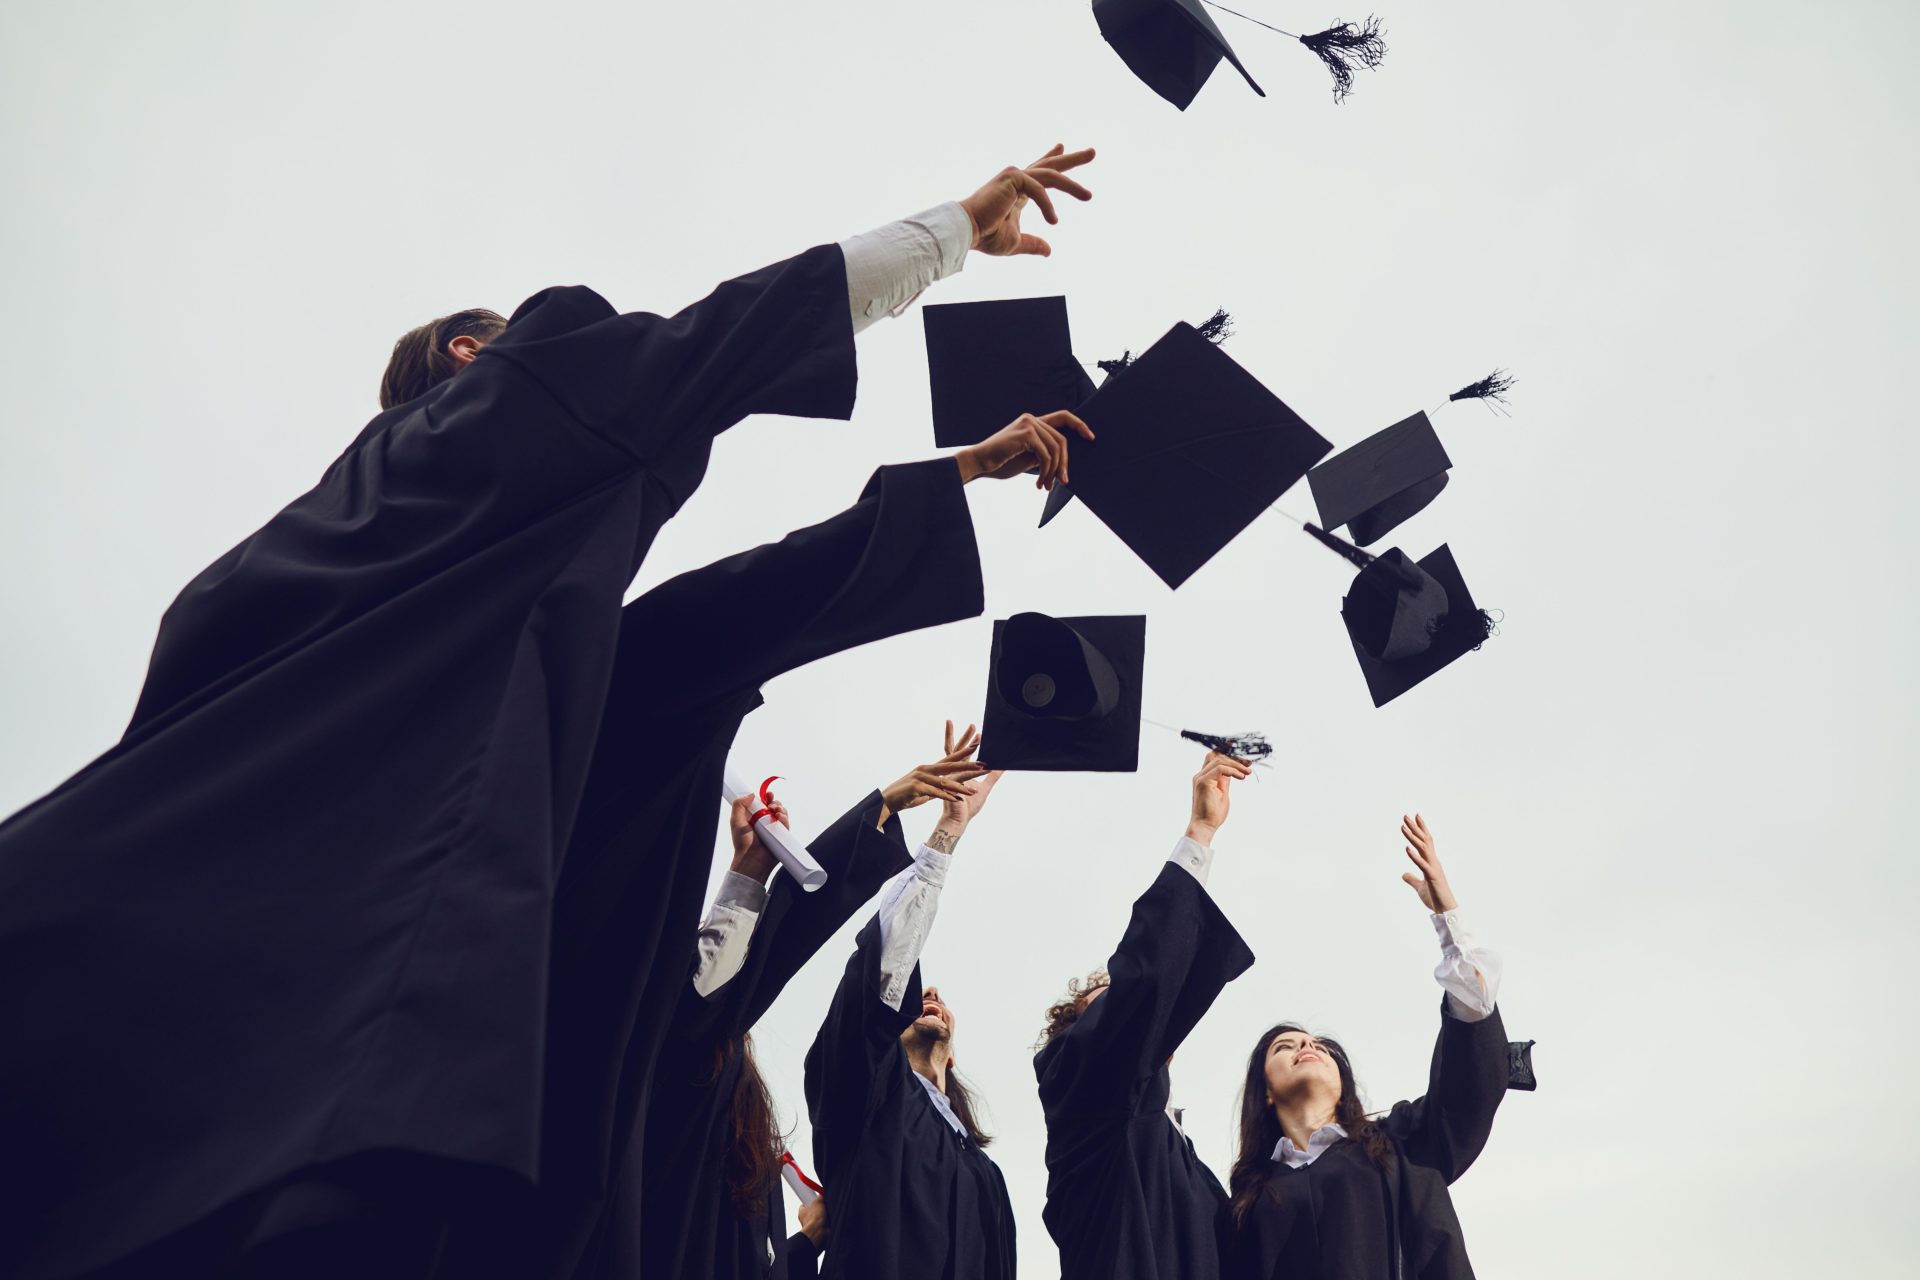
left=1092, top=1, right=1388, bottom=107
left=980, top=612, right=1145, bottom=772
left=1308, top=411, right=1452, bottom=548
left=1067, top=321, right=1332, bottom=589
left=924, top=297, right=1096, bottom=449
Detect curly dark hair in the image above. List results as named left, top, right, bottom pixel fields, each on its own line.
left=1226, top=1024, right=1394, bottom=1229
left=1035, top=968, right=1112, bottom=1050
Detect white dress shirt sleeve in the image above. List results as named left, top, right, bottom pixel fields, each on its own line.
left=1167, top=835, right=1216, bottom=887
left=873, top=844, right=951, bottom=1011
left=838, top=203, right=973, bottom=335
left=1430, top=908, right=1503, bottom=1022
left=691, top=870, right=770, bottom=999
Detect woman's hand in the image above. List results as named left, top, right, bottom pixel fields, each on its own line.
left=959, top=144, right=1095, bottom=257
left=879, top=722, right=990, bottom=825
left=955, top=411, right=1095, bottom=490
left=1399, top=813, right=1460, bottom=913
left=727, top=792, right=787, bottom=884
left=798, top=1194, right=829, bottom=1248
left=930, top=720, right=1004, bottom=853
left=1186, top=751, right=1250, bottom=845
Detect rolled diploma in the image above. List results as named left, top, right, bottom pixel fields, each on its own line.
left=780, top=1152, right=822, bottom=1206
left=722, top=767, right=828, bottom=891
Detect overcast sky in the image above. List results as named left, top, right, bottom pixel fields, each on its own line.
left=3, top=1, right=1917, bottom=1275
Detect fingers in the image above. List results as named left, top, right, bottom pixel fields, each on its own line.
left=1026, top=142, right=1067, bottom=168
left=944, top=718, right=955, bottom=755
left=940, top=723, right=980, bottom=763
left=767, top=800, right=790, bottom=827
left=1027, top=164, right=1093, bottom=203
left=1040, top=409, right=1095, bottom=441
left=1195, top=757, right=1252, bottom=786
left=1018, top=415, right=1065, bottom=489
left=1029, top=144, right=1096, bottom=174
left=1013, top=170, right=1059, bottom=224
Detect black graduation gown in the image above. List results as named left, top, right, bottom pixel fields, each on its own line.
left=438, top=455, right=984, bottom=1280
left=619, top=791, right=913, bottom=1279
left=1035, top=862, right=1256, bottom=1280
left=0, top=245, right=858, bottom=1280
left=803, top=918, right=1017, bottom=1280
left=1220, top=1003, right=1511, bottom=1280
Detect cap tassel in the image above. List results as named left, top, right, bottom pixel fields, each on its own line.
left=1303, top=523, right=1426, bottom=593
left=1179, top=728, right=1274, bottom=763
left=1298, top=16, right=1387, bottom=103
left=1195, top=309, right=1235, bottom=344
left=1448, top=369, right=1517, bottom=408
left=1095, top=351, right=1134, bottom=377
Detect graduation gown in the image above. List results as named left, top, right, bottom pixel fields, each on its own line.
left=0, top=244, right=859, bottom=1280
left=620, top=791, right=913, bottom=1279
left=439, top=455, right=984, bottom=1280
left=1221, top=1003, right=1511, bottom=1280
left=804, top=919, right=1017, bottom=1280
left=1035, top=862, right=1256, bottom=1280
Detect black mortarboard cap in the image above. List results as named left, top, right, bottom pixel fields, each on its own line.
left=924, top=297, right=1095, bottom=449
left=1067, top=322, right=1332, bottom=589
left=1342, top=543, right=1491, bottom=707
left=1507, top=1040, right=1538, bottom=1091
left=1308, top=411, right=1453, bottom=547
left=980, top=612, right=1144, bottom=772
left=1092, top=0, right=1265, bottom=110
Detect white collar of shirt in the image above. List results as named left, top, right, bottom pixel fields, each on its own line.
left=1271, top=1122, right=1348, bottom=1168
left=915, top=1070, right=968, bottom=1136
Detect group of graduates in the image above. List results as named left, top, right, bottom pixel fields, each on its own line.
left=0, top=140, right=1520, bottom=1280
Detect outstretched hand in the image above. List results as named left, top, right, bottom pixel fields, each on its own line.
left=956, top=411, right=1095, bottom=490
left=959, top=144, right=1096, bottom=257
left=937, top=719, right=1004, bottom=833
left=1187, top=751, right=1251, bottom=844
left=728, top=792, right=788, bottom=883
left=1399, top=813, right=1460, bottom=913
left=879, top=722, right=991, bottom=825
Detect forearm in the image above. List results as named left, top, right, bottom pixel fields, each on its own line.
left=838, top=203, right=972, bottom=334
left=1430, top=908, right=1503, bottom=1021
left=874, top=838, right=955, bottom=1009
left=691, top=870, right=769, bottom=998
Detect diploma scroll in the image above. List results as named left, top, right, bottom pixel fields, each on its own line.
left=780, top=1151, right=823, bottom=1206
left=722, top=768, right=828, bottom=891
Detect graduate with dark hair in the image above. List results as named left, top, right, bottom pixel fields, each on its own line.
left=1220, top=815, right=1511, bottom=1280
left=0, top=144, right=1095, bottom=1280
left=1034, top=751, right=1256, bottom=1280
left=612, top=727, right=992, bottom=1280
left=802, top=725, right=1014, bottom=1280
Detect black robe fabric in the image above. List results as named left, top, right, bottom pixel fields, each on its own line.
left=437, top=455, right=984, bottom=1280
left=803, top=919, right=1017, bottom=1280
left=1220, top=1003, right=1511, bottom=1280
left=0, top=245, right=859, bottom=1280
left=619, top=791, right=914, bottom=1279
left=1035, top=862, right=1255, bottom=1280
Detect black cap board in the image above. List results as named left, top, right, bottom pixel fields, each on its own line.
left=1308, top=411, right=1453, bottom=547
left=1067, top=321, right=1332, bottom=589
left=1092, top=0, right=1265, bottom=110
left=980, top=612, right=1144, bottom=772
left=924, top=297, right=1095, bottom=449
left=1342, top=543, right=1491, bottom=707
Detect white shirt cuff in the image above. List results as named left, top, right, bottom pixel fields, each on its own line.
left=1168, top=835, right=1215, bottom=887
left=838, top=202, right=971, bottom=334
left=875, top=843, right=952, bottom=1010
left=1430, top=908, right=1503, bottom=1022
left=692, top=875, right=769, bottom=999
left=714, top=869, right=769, bottom=913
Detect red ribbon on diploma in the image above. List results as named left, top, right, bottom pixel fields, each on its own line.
left=749, top=775, right=783, bottom=827
left=781, top=1151, right=823, bottom=1195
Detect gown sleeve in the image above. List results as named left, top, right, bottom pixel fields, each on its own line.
left=679, top=793, right=912, bottom=1043
left=1380, top=999, right=1512, bottom=1183
left=803, top=916, right=921, bottom=1182
left=1036, top=861, right=1255, bottom=1119
left=614, top=456, right=983, bottom=718
left=475, top=243, right=858, bottom=465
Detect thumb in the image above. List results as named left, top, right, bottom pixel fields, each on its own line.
left=1401, top=872, right=1426, bottom=895
left=1013, top=233, right=1052, bottom=257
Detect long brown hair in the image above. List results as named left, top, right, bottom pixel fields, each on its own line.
left=706, top=1033, right=787, bottom=1216
left=940, top=1064, right=994, bottom=1148
left=1227, top=1024, right=1394, bottom=1228
left=377, top=307, right=507, bottom=409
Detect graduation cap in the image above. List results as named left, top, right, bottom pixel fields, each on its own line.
left=1506, top=1039, right=1538, bottom=1091
left=924, top=297, right=1096, bottom=449
left=1307, top=411, right=1452, bottom=548
left=1092, top=1, right=1388, bottom=107
left=980, top=612, right=1144, bottom=772
left=1303, top=523, right=1494, bottom=706
left=1067, top=321, right=1332, bottom=589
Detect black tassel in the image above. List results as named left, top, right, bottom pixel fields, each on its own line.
left=1298, top=16, right=1387, bottom=103
left=1303, top=521, right=1376, bottom=572
left=1095, top=351, right=1134, bottom=377
left=1448, top=369, right=1517, bottom=406
left=1180, top=728, right=1275, bottom=763
left=1195, top=309, right=1235, bottom=344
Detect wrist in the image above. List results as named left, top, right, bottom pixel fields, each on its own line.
left=954, top=450, right=982, bottom=485
left=927, top=821, right=965, bottom=854
left=959, top=197, right=983, bottom=249
left=1184, top=821, right=1218, bottom=846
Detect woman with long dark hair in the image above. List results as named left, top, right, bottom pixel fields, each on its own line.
left=1221, top=815, right=1511, bottom=1280
left=621, top=726, right=993, bottom=1279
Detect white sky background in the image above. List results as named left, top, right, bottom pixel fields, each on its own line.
left=3, top=0, right=1917, bottom=1274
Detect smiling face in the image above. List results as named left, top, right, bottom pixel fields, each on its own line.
left=1262, top=1028, right=1344, bottom=1110
left=904, top=984, right=956, bottom=1048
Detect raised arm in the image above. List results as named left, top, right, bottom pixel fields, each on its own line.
left=1382, top=814, right=1510, bottom=1181
left=1036, top=753, right=1255, bottom=1116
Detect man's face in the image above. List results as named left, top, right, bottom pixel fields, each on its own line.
left=904, top=984, right=955, bottom=1047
